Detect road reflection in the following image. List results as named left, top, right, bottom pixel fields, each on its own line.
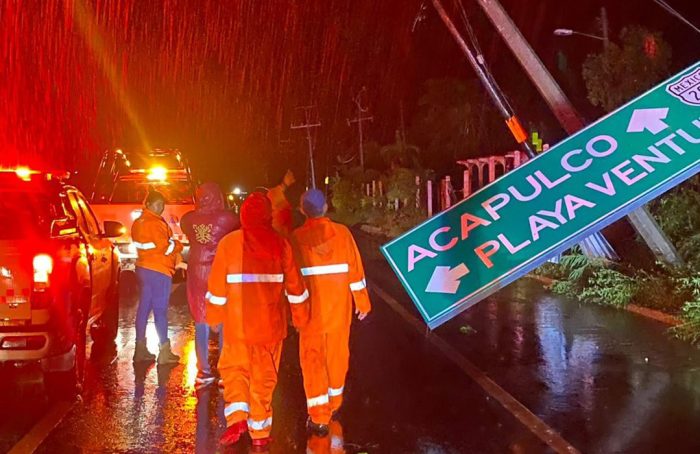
left=307, top=420, right=346, bottom=454
left=181, top=339, right=198, bottom=393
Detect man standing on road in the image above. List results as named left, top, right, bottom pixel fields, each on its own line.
left=131, top=190, right=183, bottom=365
left=291, top=189, right=371, bottom=436
left=267, top=169, right=296, bottom=236
left=181, top=182, right=239, bottom=389
left=207, top=192, right=309, bottom=449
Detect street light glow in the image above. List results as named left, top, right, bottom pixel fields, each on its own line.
left=553, top=28, right=605, bottom=40
left=233, top=187, right=242, bottom=195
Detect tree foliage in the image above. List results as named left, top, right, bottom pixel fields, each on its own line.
left=650, top=176, right=700, bottom=268
left=582, top=25, right=671, bottom=112
left=380, top=130, right=420, bottom=170
left=410, top=78, right=475, bottom=165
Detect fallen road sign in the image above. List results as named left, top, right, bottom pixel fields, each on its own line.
left=381, top=61, right=700, bottom=329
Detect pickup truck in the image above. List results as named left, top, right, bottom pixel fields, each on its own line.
left=0, top=168, right=123, bottom=395
left=89, top=149, right=196, bottom=270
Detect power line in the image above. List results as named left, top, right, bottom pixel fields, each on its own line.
left=652, top=0, right=700, bottom=36
left=291, top=106, right=321, bottom=189
left=430, top=0, right=536, bottom=158
left=347, top=87, right=373, bottom=170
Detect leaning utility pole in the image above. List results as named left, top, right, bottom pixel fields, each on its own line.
left=430, top=0, right=617, bottom=261
left=430, top=0, right=536, bottom=158
left=291, top=105, right=321, bottom=189
left=600, top=6, right=610, bottom=50
left=469, top=0, right=682, bottom=265
left=347, top=87, right=374, bottom=170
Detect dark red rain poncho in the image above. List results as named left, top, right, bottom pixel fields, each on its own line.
left=181, top=182, right=239, bottom=323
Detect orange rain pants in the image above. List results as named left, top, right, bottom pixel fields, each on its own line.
left=300, top=330, right=350, bottom=425
left=219, top=340, right=283, bottom=440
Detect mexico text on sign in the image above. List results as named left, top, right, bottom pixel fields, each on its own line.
left=382, top=62, right=700, bottom=329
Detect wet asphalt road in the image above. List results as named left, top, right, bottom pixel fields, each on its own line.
left=1, top=231, right=700, bottom=453
left=358, top=232, right=700, bottom=454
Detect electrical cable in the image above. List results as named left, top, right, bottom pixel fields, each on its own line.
left=453, top=0, right=518, bottom=113
left=449, top=0, right=534, bottom=156
left=652, top=0, right=700, bottom=36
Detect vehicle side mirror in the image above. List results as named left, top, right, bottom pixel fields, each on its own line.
left=102, top=221, right=126, bottom=239
left=50, top=218, right=79, bottom=238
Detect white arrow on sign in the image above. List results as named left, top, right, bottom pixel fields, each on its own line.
left=425, top=263, right=469, bottom=294
left=626, top=107, right=670, bottom=134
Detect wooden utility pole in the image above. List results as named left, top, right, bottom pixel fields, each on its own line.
left=430, top=0, right=618, bottom=260
left=291, top=106, right=321, bottom=189
left=466, top=0, right=682, bottom=265
left=430, top=0, right=536, bottom=158
left=347, top=87, right=373, bottom=170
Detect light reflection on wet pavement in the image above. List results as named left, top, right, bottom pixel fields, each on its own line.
left=359, top=231, right=700, bottom=454
left=2, top=233, right=700, bottom=452
left=3, top=272, right=550, bottom=453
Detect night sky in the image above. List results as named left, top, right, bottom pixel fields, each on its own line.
left=1, top=0, right=698, bottom=191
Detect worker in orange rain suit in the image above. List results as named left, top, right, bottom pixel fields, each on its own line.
left=132, top=190, right=183, bottom=364
left=291, top=189, right=371, bottom=436
left=181, top=182, right=239, bottom=389
left=266, top=169, right=296, bottom=236
left=206, top=192, right=310, bottom=449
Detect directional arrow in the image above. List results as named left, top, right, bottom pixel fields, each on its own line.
left=626, top=107, right=670, bottom=134
left=425, top=264, right=469, bottom=294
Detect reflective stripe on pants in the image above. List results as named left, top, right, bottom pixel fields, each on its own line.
left=219, top=339, right=282, bottom=438
left=299, top=329, right=351, bottom=425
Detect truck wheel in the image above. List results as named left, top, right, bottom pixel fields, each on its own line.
left=91, top=282, right=120, bottom=346
left=46, top=290, right=89, bottom=400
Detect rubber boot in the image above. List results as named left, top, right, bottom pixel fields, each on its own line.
left=157, top=340, right=180, bottom=365
left=251, top=436, right=272, bottom=452
left=133, top=340, right=156, bottom=363
left=219, top=420, right=248, bottom=446
left=306, top=417, right=330, bottom=437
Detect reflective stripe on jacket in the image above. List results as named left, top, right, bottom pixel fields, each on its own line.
left=131, top=208, right=183, bottom=276
left=291, top=217, right=371, bottom=334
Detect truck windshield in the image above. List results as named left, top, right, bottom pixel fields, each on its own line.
left=0, top=191, right=60, bottom=239
left=106, top=181, right=195, bottom=204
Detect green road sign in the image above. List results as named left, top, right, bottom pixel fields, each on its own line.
left=382, top=62, right=700, bottom=329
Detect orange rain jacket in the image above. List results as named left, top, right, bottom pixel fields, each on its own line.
left=291, top=217, right=371, bottom=334
left=267, top=184, right=293, bottom=236
left=206, top=193, right=309, bottom=345
left=132, top=208, right=183, bottom=276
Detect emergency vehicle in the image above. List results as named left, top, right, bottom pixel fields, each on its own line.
left=0, top=168, right=123, bottom=393
left=89, top=148, right=196, bottom=270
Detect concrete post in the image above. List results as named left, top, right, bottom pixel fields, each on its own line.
left=463, top=167, right=471, bottom=199
left=427, top=180, right=433, bottom=217
left=416, top=175, right=421, bottom=209
left=445, top=176, right=452, bottom=209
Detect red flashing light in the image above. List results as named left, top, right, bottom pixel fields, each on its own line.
left=33, top=254, right=53, bottom=291
left=0, top=167, right=70, bottom=181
